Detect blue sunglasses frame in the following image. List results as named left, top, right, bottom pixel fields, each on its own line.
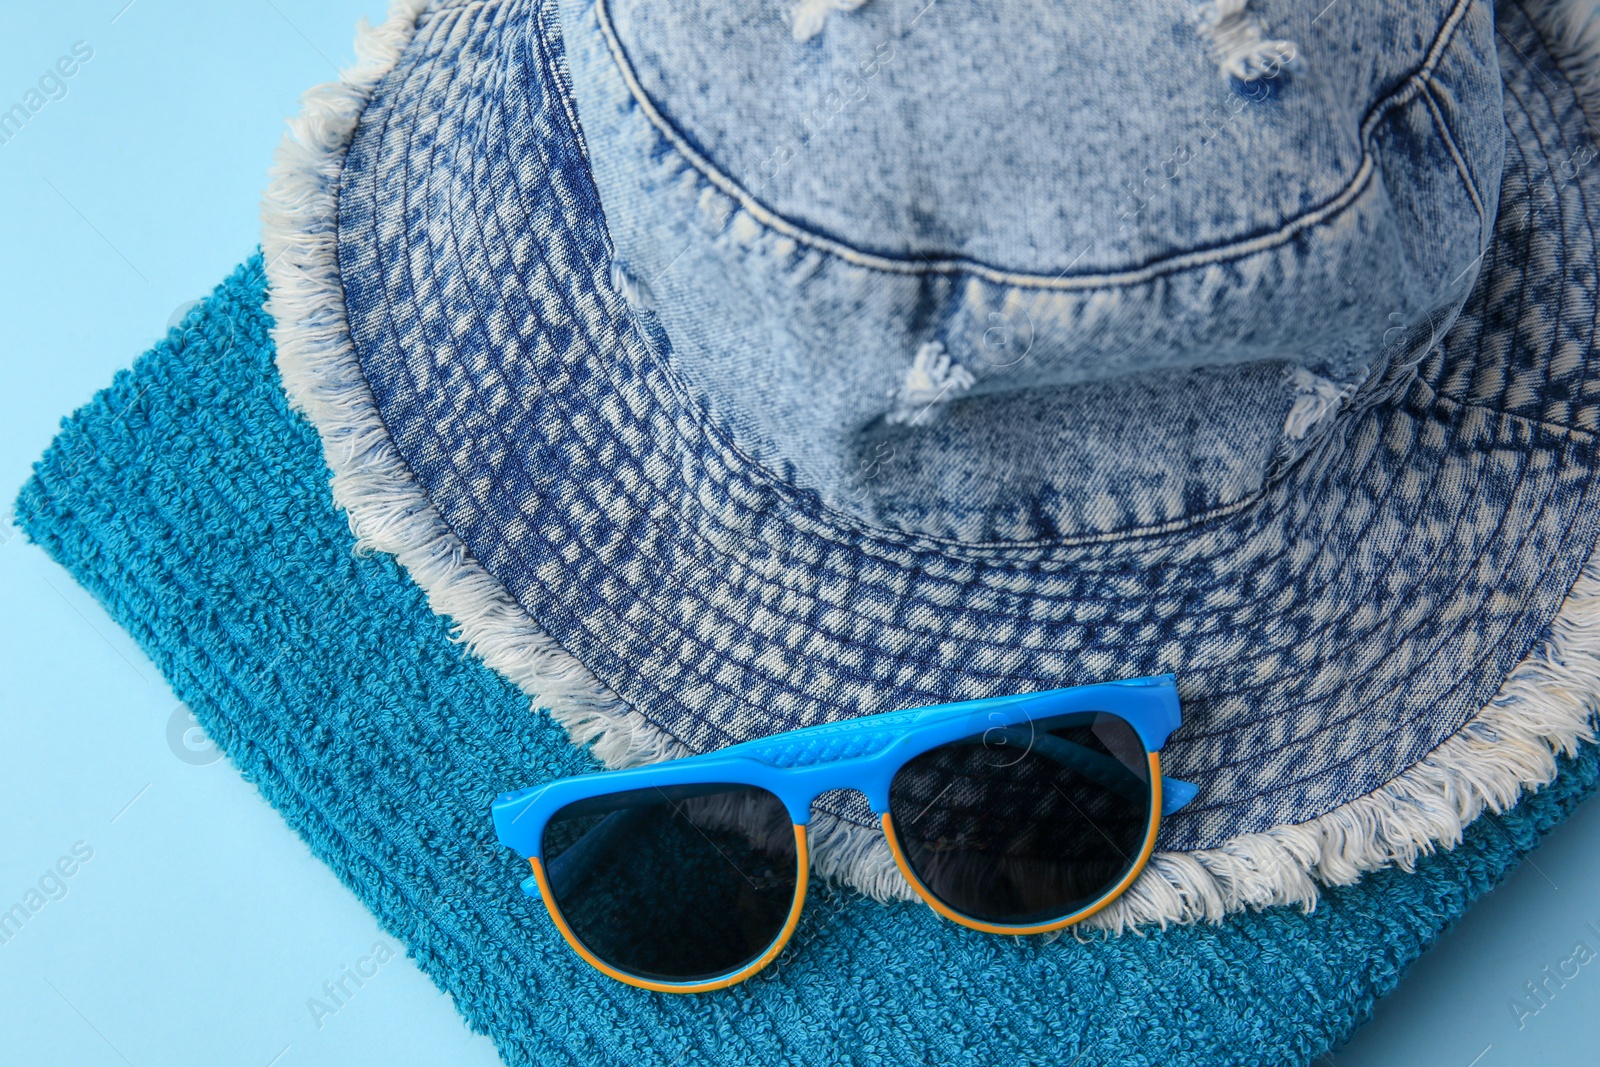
left=492, top=674, right=1198, bottom=992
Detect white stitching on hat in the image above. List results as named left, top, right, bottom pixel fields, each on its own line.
left=596, top=0, right=1473, bottom=289
left=1422, top=76, right=1489, bottom=227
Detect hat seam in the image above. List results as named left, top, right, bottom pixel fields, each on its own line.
left=1179, top=16, right=1600, bottom=806
left=1422, top=75, right=1491, bottom=227
left=531, top=73, right=1497, bottom=560
left=537, top=0, right=588, bottom=164
left=591, top=0, right=1473, bottom=291
left=1176, top=419, right=1574, bottom=808
left=571, top=19, right=1596, bottom=564
left=407, top=14, right=786, bottom=754
left=393, top=18, right=768, bottom=756
left=1497, top=68, right=1572, bottom=436
left=1166, top=403, right=1568, bottom=753
left=589, top=212, right=1384, bottom=557
left=497, top=334, right=1576, bottom=756
left=443, top=122, right=1586, bottom=731
left=1088, top=540, right=1600, bottom=931
left=1175, top=445, right=1589, bottom=764
left=266, top=0, right=676, bottom=778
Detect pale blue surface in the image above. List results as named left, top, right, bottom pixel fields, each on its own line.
left=0, top=4, right=499, bottom=1065
left=0, top=3, right=1597, bottom=1066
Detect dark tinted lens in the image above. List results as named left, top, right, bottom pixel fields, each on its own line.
left=541, top=783, right=799, bottom=983
left=887, top=712, right=1152, bottom=925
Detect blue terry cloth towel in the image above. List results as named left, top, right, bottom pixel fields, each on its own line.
left=13, top=253, right=1600, bottom=1066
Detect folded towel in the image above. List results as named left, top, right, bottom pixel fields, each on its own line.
left=16, top=253, right=1600, bottom=1066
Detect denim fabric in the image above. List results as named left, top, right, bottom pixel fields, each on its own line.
left=334, top=0, right=1600, bottom=850
left=13, top=265, right=1600, bottom=1063
left=575, top=0, right=1500, bottom=541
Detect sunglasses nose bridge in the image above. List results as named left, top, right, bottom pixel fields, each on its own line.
left=779, top=771, right=895, bottom=831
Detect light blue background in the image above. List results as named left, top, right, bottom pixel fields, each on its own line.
left=0, top=4, right=1597, bottom=1065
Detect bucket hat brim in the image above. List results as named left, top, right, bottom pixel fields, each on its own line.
left=265, top=0, right=1600, bottom=926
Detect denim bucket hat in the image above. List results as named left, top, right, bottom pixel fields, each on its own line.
left=261, top=0, right=1600, bottom=936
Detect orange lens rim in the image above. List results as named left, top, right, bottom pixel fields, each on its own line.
left=529, top=823, right=810, bottom=993
left=881, top=751, right=1164, bottom=935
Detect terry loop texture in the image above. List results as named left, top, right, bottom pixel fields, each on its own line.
left=267, top=0, right=1600, bottom=925
left=15, top=256, right=1600, bottom=1066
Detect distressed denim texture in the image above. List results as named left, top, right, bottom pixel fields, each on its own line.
left=334, top=0, right=1600, bottom=850
left=577, top=0, right=1500, bottom=542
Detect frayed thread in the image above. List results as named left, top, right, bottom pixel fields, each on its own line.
left=1195, top=0, right=1298, bottom=82
left=886, top=341, right=975, bottom=427
left=608, top=260, right=654, bottom=311
left=805, top=809, right=914, bottom=900
left=791, top=0, right=869, bottom=43
left=1282, top=367, right=1347, bottom=442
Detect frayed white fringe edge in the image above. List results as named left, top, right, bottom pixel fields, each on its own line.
left=262, top=0, right=674, bottom=770
left=263, top=0, right=1600, bottom=931
left=1088, top=546, right=1600, bottom=933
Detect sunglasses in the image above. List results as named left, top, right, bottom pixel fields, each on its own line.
left=491, top=674, right=1198, bottom=992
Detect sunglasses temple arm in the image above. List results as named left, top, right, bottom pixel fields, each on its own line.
left=543, top=806, right=651, bottom=899
left=985, top=728, right=1148, bottom=802
left=1161, top=776, right=1200, bottom=815
left=990, top=729, right=1197, bottom=813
